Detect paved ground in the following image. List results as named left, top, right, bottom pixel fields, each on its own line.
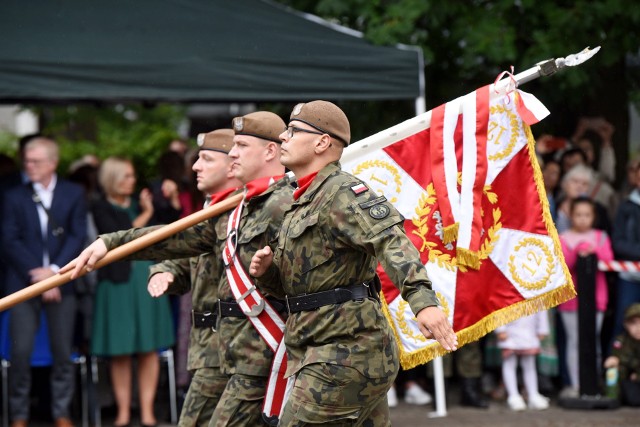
left=388, top=401, right=639, bottom=427
left=18, top=398, right=640, bottom=427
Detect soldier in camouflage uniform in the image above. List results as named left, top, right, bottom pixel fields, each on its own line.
left=64, top=111, right=292, bottom=427
left=605, top=302, right=640, bottom=405
left=250, top=100, right=458, bottom=426
left=146, top=129, right=241, bottom=427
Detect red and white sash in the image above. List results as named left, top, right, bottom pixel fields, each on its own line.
left=222, top=176, right=292, bottom=424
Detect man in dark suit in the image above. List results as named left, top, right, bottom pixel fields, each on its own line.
left=1, top=137, right=87, bottom=427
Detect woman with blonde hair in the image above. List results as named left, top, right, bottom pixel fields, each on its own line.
left=91, top=157, right=175, bottom=427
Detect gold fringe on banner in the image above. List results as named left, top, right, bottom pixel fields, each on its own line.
left=442, top=222, right=459, bottom=245
left=456, top=247, right=481, bottom=270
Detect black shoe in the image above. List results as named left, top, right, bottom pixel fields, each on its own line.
left=460, top=378, right=489, bottom=408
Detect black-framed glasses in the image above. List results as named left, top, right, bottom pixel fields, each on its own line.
left=285, top=126, right=325, bottom=139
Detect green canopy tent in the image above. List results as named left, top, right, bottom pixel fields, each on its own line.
left=0, top=0, right=424, bottom=104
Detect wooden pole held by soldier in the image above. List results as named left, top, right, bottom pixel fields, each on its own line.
left=0, top=193, right=243, bottom=312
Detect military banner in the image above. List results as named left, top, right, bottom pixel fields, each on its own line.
left=342, top=86, right=576, bottom=369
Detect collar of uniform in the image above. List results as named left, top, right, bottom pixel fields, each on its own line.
left=244, top=174, right=289, bottom=206
left=293, top=161, right=341, bottom=205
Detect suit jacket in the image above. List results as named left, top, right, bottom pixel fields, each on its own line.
left=1, top=178, right=87, bottom=295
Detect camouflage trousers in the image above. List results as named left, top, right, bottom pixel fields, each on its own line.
left=279, top=362, right=396, bottom=426
left=209, top=373, right=268, bottom=427
left=179, top=367, right=229, bottom=427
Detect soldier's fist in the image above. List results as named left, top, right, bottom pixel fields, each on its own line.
left=250, top=246, right=273, bottom=277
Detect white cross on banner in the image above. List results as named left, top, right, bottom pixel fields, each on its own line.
left=342, top=86, right=576, bottom=368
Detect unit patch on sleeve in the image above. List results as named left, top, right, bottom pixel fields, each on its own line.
left=359, top=196, right=387, bottom=210
left=369, top=203, right=390, bottom=219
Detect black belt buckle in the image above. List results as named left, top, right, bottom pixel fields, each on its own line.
left=192, top=309, right=216, bottom=332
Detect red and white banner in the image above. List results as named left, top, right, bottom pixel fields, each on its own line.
left=342, top=86, right=575, bottom=368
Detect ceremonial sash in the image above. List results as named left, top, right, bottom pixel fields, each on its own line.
left=222, top=176, right=291, bottom=424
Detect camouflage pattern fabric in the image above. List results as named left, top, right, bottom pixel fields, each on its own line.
left=279, top=363, right=393, bottom=426
left=209, top=374, right=268, bottom=427
left=209, top=179, right=292, bottom=425
left=256, top=161, right=438, bottom=424
left=214, top=179, right=292, bottom=378
left=148, top=253, right=223, bottom=371
left=179, top=367, right=229, bottom=427
left=611, top=332, right=640, bottom=384
left=258, top=161, right=438, bottom=379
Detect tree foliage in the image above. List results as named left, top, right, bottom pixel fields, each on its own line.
left=31, top=104, right=186, bottom=181
left=280, top=0, right=640, bottom=176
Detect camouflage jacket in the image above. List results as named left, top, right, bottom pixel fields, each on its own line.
left=148, top=252, right=222, bottom=371
left=215, top=177, right=292, bottom=377
left=258, top=161, right=438, bottom=378
left=611, top=332, right=640, bottom=381
left=101, top=182, right=292, bottom=378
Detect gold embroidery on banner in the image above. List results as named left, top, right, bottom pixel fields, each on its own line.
left=436, top=291, right=451, bottom=319
left=352, top=160, right=403, bottom=203
left=396, top=299, right=427, bottom=343
left=411, top=183, right=502, bottom=272
left=508, top=237, right=554, bottom=291
left=487, top=105, right=520, bottom=161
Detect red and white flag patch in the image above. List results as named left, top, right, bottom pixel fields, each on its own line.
left=351, top=183, right=368, bottom=195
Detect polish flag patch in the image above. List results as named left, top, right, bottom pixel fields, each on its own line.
left=351, top=183, right=368, bottom=195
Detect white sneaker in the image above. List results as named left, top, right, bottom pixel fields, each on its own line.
left=404, top=383, right=433, bottom=405
left=507, top=394, right=526, bottom=411
left=528, top=393, right=550, bottom=410
left=559, top=386, right=579, bottom=399
left=387, top=386, right=398, bottom=408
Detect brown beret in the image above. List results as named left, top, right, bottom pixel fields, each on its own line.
left=196, top=129, right=234, bottom=154
left=232, top=111, right=285, bottom=143
left=289, top=100, right=350, bottom=146
left=624, top=303, right=640, bottom=321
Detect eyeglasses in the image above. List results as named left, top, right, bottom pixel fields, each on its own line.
left=285, top=126, right=325, bottom=139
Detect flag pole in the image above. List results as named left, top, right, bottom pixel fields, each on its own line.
left=0, top=193, right=244, bottom=312
left=341, top=46, right=601, bottom=165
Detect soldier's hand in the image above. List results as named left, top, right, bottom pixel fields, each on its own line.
left=60, top=238, right=109, bottom=279
left=416, top=306, right=458, bottom=351
left=249, top=246, right=273, bottom=277
left=148, top=272, right=174, bottom=297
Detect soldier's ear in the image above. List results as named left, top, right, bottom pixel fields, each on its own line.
left=314, top=134, right=332, bottom=154
left=264, top=140, right=279, bottom=161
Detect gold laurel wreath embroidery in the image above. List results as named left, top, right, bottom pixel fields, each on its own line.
left=488, top=105, right=520, bottom=161
left=396, top=299, right=427, bottom=343
left=352, top=160, right=403, bottom=203
left=508, top=237, right=554, bottom=290
left=436, top=291, right=450, bottom=319
left=412, top=183, right=501, bottom=271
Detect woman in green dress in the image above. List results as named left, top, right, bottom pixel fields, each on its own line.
left=91, top=157, right=175, bottom=427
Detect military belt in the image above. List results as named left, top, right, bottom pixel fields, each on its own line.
left=218, top=298, right=288, bottom=318
left=192, top=309, right=218, bottom=328
left=286, top=283, right=371, bottom=314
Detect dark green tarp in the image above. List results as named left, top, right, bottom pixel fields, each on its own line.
left=0, top=0, right=423, bottom=103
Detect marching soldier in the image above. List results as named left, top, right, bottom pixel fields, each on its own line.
left=146, top=129, right=241, bottom=427
left=64, top=111, right=292, bottom=426
left=250, top=100, right=457, bottom=425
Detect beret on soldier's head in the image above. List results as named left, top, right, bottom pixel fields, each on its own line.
left=624, top=303, right=640, bottom=321
left=231, top=111, right=285, bottom=143
left=196, top=129, right=234, bottom=154
left=289, top=100, right=351, bottom=146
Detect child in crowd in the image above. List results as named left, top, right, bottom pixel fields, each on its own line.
left=604, top=303, right=640, bottom=406
left=496, top=311, right=550, bottom=411
left=559, top=196, right=613, bottom=397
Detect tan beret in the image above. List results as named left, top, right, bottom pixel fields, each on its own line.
left=196, top=129, right=234, bottom=154
left=625, top=303, right=640, bottom=321
left=289, top=100, right=350, bottom=146
left=232, top=111, right=285, bottom=143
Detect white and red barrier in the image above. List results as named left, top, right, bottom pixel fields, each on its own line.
left=598, top=260, right=640, bottom=272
